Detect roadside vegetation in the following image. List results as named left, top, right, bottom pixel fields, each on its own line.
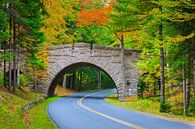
left=26, top=97, right=59, bottom=129
left=0, top=85, right=76, bottom=129
left=26, top=86, right=76, bottom=129
left=105, top=94, right=195, bottom=122
left=0, top=86, right=43, bottom=129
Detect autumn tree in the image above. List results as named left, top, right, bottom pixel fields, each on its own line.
left=76, top=0, right=114, bottom=45
left=132, top=0, right=194, bottom=113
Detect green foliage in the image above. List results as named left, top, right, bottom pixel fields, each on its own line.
left=160, top=100, right=172, bottom=113
left=64, top=65, right=115, bottom=91
left=0, top=2, right=9, bottom=41
left=27, top=55, right=46, bottom=69
left=0, top=72, right=4, bottom=86
left=137, top=76, right=147, bottom=98
left=188, top=99, right=195, bottom=116
left=19, top=74, right=29, bottom=87
left=76, top=25, right=115, bottom=45
left=108, top=0, right=143, bottom=43
left=0, top=52, right=14, bottom=62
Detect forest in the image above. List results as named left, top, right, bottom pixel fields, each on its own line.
left=0, top=0, right=195, bottom=119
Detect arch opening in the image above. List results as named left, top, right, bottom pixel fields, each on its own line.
left=48, top=62, right=118, bottom=97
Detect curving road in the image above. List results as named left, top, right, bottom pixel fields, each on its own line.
left=47, top=89, right=195, bottom=129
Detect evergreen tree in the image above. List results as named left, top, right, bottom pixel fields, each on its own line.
left=108, top=0, right=143, bottom=99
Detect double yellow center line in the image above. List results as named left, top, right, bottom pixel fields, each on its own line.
left=77, top=91, right=145, bottom=129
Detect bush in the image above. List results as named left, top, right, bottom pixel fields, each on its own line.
left=0, top=72, right=4, bottom=86
left=187, top=99, right=195, bottom=116
left=160, top=100, right=172, bottom=113
left=19, top=74, right=29, bottom=87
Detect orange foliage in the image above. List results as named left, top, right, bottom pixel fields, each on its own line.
left=23, top=112, right=30, bottom=128
left=77, top=6, right=112, bottom=26
left=124, top=96, right=138, bottom=102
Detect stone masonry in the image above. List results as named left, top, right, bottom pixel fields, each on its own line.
left=1, top=43, right=140, bottom=100
left=37, top=43, right=141, bottom=100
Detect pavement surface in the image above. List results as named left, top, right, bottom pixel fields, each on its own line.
left=47, top=89, right=195, bottom=129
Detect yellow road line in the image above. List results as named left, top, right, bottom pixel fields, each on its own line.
left=77, top=91, right=145, bottom=129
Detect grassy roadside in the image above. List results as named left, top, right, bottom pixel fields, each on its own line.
left=0, top=87, right=43, bottom=129
left=0, top=86, right=76, bottom=129
left=26, top=97, right=60, bottom=129
left=105, top=94, right=195, bottom=123
left=26, top=86, right=76, bottom=129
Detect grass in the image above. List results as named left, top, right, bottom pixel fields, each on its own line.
left=27, top=96, right=60, bottom=129
left=26, top=86, right=76, bottom=129
left=0, top=85, right=76, bottom=129
left=0, top=87, right=43, bottom=129
left=105, top=94, right=195, bottom=123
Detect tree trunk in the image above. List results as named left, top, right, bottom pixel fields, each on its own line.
left=166, top=50, right=171, bottom=95
left=72, top=71, right=76, bottom=89
left=160, top=47, right=165, bottom=102
left=8, top=15, right=13, bottom=92
left=33, top=65, right=37, bottom=92
left=120, top=35, right=126, bottom=99
left=70, top=74, right=73, bottom=89
left=12, top=17, right=16, bottom=93
left=62, top=75, right=66, bottom=88
left=98, top=71, right=102, bottom=89
left=17, top=45, right=20, bottom=87
left=66, top=75, right=70, bottom=88
left=3, top=40, right=7, bottom=89
left=182, top=64, right=187, bottom=116
left=79, top=68, right=83, bottom=90
left=186, top=77, right=190, bottom=111
left=100, top=71, right=102, bottom=89
left=159, top=6, right=165, bottom=104
left=17, top=25, right=20, bottom=88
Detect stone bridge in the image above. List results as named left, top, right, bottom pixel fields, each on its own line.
left=3, top=43, right=140, bottom=100
left=36, top=43, right=141, bottom=100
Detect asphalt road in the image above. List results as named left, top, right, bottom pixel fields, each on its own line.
left=47, top=89, right=195, bottom=129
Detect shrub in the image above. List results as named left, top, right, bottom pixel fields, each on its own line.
left=187, top=99, right=195, bottom=116
left=160, top=100, right=172, bottom=113
left=0, top=72, right=4, bottom=86
left=19, top=74, right=29, bottom=87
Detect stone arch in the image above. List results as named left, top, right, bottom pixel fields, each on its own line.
left=42, top=59, right=123, bottom=99
left=48, top=62, right=119, bottom=96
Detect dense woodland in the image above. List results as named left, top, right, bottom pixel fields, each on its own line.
left=61, top=66, right=115, bottom=91
left=0, top=0, right=195, bottom=116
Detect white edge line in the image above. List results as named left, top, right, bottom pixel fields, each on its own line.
left=77, top=91, right=145, bottom=129
left=47, top=105, right=60, bottom=129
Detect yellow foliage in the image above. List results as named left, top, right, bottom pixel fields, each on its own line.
left=54, top=85, right=77, bottom=96
left=168, top=91, right=183, bottom=106
left=124, top=96, right=137, bottom=102
left=170, top=33, right=194, bottom=43
left=41, top=0, right=80, bottom=45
